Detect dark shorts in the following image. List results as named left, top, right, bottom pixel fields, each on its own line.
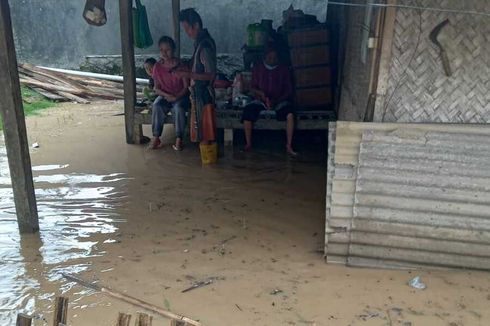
left=241, top=102, right=295, bottom=123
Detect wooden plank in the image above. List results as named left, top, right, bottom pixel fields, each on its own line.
left=119, top=0, right=138, bottom=144
left=53, top=296, right=69, bottom=326
left=172, top=0, right=181, bottom=58
left=290, top=46, right=330, bottom=67
left=0, top=0, right=39, bottom=233
left=288, top=28, right=329, bottom=47
left=19, top=64, right=92, bottom=92
left=295, top=87, right=333, bottom=107
left=16, top=314, right=32, bottom=326
left=31, top=87, right=67, bottom=101
left=135, top=312, right=153, bottom=326
left=19, top=78, right=120, bottom=100
left=117, top=313, right=132, bottom=326
left=294, top=66, right=332, bottom=88
left=56, top=91, right=91, bottom=104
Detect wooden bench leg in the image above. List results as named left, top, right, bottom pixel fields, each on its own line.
left=217, top=128, right=225, bottom=158
left=133, top=122, right=151, bottom=145
left=224, top=129, right=233, bottom=147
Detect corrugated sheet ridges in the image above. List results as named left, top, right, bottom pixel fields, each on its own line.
left=326, top=122, right=490, bottom=270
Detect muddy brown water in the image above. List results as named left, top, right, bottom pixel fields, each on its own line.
left=1, top=102, right=490, bottom=326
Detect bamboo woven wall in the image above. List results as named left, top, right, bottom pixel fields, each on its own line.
left=374, top=0, right=490, bottom=123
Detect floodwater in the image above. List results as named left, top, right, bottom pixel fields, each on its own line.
left=0, top=135, right=128, bottom=324
left=1, top=102, right=490, bottom=326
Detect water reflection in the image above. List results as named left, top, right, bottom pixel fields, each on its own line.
left=0, top=136, right=126, bottom=324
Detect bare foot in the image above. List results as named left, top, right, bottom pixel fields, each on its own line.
left=173, top=138, right=183, bottom=151
left=148, top=138, right=163, bottom=150
left=287, top=146, right=297, bottom=156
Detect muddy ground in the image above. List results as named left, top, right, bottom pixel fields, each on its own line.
left=1, top=101, right=489, bottom=326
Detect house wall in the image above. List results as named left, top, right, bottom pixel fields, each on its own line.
left=337, top=2, right=378, bottom=121
left=9, top=0, right=327, bottom=68
left=374, top=0, right=490, bottom=123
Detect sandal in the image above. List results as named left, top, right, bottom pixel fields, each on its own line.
left=172, top=144, right=183, bottom=151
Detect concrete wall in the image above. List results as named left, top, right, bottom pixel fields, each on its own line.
left=10, top=0, right=327, bottom=68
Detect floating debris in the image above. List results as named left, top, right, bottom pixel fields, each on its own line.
left=270, top=289, right=283, bottom=295
left=408, top=276, right=427, bottom=290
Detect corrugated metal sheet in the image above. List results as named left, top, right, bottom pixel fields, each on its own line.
left=326, top=122, right=490, bottom=270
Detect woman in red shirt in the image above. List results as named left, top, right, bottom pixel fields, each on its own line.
left=150, top=36, right=190, bottom=150
left=242, top=46, right=296, bottom=155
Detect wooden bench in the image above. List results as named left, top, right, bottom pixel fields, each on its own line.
left=133, top=107, right=336, bottom=145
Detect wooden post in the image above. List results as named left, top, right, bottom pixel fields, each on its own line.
left=372, top=0, right=397, bottom=122
left=172, top=0, right=181, bottom=58
left=53, top=296, right=69, bottom=326
left=16, top=314, right=32, bottom=326
left=119, top=0, right=138, bottom=144
left=0, top=0, right=39, bottom=234
left=135, top=312, right=153, bottom=326
left=117, top=313, right=132, bottom=326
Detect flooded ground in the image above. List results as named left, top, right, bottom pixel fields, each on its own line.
left=1, top=101, right=490, bottom=326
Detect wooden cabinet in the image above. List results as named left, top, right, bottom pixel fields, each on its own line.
left=288, top=25, right=333, bottom=110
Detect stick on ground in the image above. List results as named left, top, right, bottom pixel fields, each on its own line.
left=62, top=274, right=202, bottom=326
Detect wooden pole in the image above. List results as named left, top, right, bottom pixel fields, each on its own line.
left=52, top=296, right=69, bottom=326
left=117, top=313, right=132, bottom=326
left=0, top=0, right=39, bottom=234
left=172, top=0, right=181, bottom=58
left=16, top=314, right=32, bottom=326
left=119, top=0, right=138, bottom=144
left=135, top=312, right=153, bottom=326
left=63, top=274, right=202, bottom=326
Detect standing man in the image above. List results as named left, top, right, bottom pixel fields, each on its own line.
left=176, top=8, right=217, bottom=148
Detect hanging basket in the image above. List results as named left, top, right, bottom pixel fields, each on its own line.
left=83, top=0, right=107, bottom=26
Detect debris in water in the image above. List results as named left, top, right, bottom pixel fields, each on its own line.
left=408, top=276, right=427, bottom=290
left=182, top=278, right=215, bottom=293
left=183, top=249, right=189, bottom=253
left=235, top=304, right=243, bottom=311
left=32, top=142, right=40, bottom=148
left=219, top=245, right=226, bottom=256
left=270, top=289, right=283, bottom=295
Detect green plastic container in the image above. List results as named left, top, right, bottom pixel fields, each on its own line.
left=247, top=23, right=267, bottom=48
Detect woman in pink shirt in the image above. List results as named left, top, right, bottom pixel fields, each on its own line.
left=150, top=36, right=190, bottom=150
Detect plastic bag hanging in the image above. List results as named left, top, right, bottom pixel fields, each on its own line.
left=83, top=0, right=107, bottom=26
left=133, top=0, right=153, bottom=48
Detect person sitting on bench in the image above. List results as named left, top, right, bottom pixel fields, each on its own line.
left=143, top=57, right=157, bottom=101
left=241, top=45, right=296, bottom=155
left=149, top=36, right=189, bottom=151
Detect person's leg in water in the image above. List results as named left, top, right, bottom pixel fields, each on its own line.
left=276, top=104, right=297, bottom=155
left=172, top=98, right=188, bottom=151
left=243, top=120, right=253, bottom=151
left=241, top=104, right=262, bottom=151
left=286, top=112, right=297, bottom=155
left=150, top=96, right=169, bottom=149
